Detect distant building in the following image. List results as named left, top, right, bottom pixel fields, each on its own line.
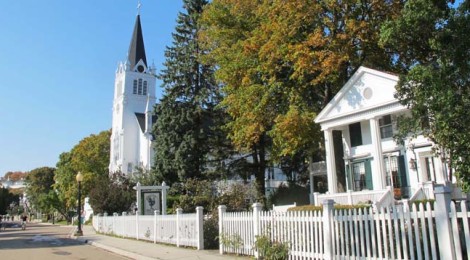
left=0, top=177, right=26, bottom=189
left=109, top=13, right=156, bottom=175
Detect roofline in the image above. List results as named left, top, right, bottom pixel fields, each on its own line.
left=314, top=66, right=399, bottom=124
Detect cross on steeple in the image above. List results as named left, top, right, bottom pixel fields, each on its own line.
left=137, top=0, right=142, bottom=15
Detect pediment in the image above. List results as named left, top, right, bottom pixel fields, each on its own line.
left=315, top=67, right=399, bottom=124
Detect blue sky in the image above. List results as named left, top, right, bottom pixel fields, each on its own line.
left=0, top=1, right=183, bottom=176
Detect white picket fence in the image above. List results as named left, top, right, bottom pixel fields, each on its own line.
left=219, top=186, right=470, bottom=259
left=92, top=207, right=204, bottom=249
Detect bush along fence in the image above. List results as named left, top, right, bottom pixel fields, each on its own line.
left=218, top=186, right=470, bottom=259
left=92, top=206, right=204, bottom=249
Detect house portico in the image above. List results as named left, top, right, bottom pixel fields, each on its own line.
left=314, top=67, right=450, bottom=206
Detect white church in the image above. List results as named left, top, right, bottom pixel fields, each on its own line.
left=109, top=13, right=156, bottom=175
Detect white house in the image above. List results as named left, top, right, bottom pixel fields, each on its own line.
left=313, top=66, right=452, bottom=206
left=109, top=13, right=156, bottom=175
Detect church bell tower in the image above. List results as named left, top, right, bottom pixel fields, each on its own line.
left=109, top=13, right=156, bottom=175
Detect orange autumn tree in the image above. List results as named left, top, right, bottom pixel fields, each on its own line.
left=200, top=0, right=403, bottom=199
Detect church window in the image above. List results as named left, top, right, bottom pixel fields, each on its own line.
left=138, top=79, right=143, bottom=95
left=133, top=80, right=138, bottom=94
left=143, top=81, right=148, bottom=95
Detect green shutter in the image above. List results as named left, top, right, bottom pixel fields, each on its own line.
left=365, top=160, right=373, bottom=190
left=398, top=155, right=408, bottom=187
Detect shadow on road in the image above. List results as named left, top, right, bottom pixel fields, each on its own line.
left=0, top=223, right=85, bottom=250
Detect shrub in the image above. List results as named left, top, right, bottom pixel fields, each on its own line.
left=204, top=213, right=219, bottom=249
left=254, top=234, right=289, bottom=260
left=287, top=203, right=371, bottom=212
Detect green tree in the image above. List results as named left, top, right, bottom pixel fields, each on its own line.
left=200, top=0, right=403, bottom=199
left=380, top=0, right=470, bottom=184
left=54, top=130, right=111, bottom=213
left=24, top=167, right=69, bottom=220
left=153, top=0, right=229, bottom=185
left=0, top=188, right=19, bottom=215
left=54, top=152, right=77, bottom=216
left=88, top=172, right=136, bottom=214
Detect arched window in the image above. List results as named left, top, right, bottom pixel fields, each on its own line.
left=138, top=79, right=143, bottom=95
left=133, top=80, right=137, bottom=94
left=143, top=81, right=148, bottom=95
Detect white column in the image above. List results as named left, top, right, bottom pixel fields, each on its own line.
left=369, top=117, right=386, bottom=189
left=324, top=129, right=337, bottom=193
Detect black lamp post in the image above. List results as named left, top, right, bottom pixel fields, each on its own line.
left=75, top=172, right=83, bottom=236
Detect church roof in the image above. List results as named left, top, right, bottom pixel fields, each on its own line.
left=135, top=113, right=146, bottom=133
left=128, top=15, right=147, bottom=68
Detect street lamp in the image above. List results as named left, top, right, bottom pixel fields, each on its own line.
left=75, top=172, right=83, bottom=236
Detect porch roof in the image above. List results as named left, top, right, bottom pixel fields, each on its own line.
left=314, top=67, right=406, bottom=130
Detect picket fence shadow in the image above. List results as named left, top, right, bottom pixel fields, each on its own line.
left=219, top=186, right=470, bottom=259
left=92, top=207, right=204, bottom=249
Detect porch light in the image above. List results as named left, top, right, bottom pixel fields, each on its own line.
left=409, top=158, right=416, bottom=170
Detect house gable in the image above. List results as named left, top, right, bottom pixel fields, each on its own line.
left=315, top=67, right=400, bottom=125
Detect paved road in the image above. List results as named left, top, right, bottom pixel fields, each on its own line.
left=0, top=222, right=129, bottom=260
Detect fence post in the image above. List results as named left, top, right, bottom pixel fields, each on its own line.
left=347, top=190, right=353, bottom=205
left=434, top=185, right=456, bottom=259
left=314, top=192, right=320, bottom=206
left=176, top=208, right=183, bottom=247
left=162, top=181, right=168, bottom=215
left=218, top=205, right=227, bottom=255
left=113, top=212, right=117, bottom=234
left=154, top=210, right=157, bottom=244
left=135, top=211, right=139, bottom=240
left=196, top=206, right=204, bottom=250
left=253, top=203, right=262, bottom=259
left=322, top=200, right=335, bottom=260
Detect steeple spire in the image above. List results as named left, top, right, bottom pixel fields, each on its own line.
left=127, top=13, right=147, bottom=69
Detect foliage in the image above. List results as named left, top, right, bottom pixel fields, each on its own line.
left=220, top=232, right=244, bottom=253
left=69, top=130, right=111, bottom=194
left=287, top=203, right=371, bottom=212
left=287, top=205, right=323, bottom=212
left=254, top=234, right=290, bottom=260
left=171, top=179, right=217, bottom=213
left=170, top=179, right=257, bottom=214
left=152, top=0, right=230, bottom=186
left=203, top=213, right=219, bottom=249
left=88, top=172, right=136, bottom=214
left=200, top=0, right=404, bottom=200
left=54, top=130, right=111, bottom=211
left=267, top=183, right=310, bottom=208
left=217, top=181, right=257, bottom=212
left=0, top=187, right=19, bottom=215
left=380, top=0, right=470, bottom=183
left=201, top=0, right=403, bottom=157
left=26, top=167, right=57, bottom=213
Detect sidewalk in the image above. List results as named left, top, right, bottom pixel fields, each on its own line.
left=70, top=225, right=250, bottom=260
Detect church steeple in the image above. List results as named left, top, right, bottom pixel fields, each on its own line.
left=127, top=14, right=147, bottom=70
